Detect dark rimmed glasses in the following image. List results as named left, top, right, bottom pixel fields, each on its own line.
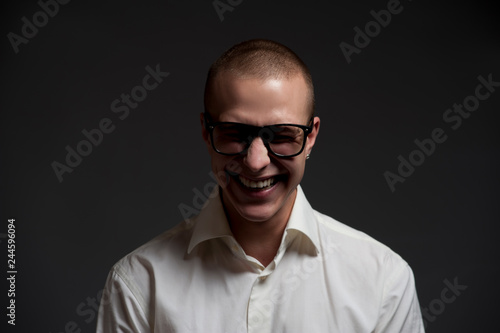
left=204, top=112, right=313, bottom=158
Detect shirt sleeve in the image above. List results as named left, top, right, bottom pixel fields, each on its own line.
left=96, top=267, right=150, bottom=333
left=375, top=257, right=425, bottom=333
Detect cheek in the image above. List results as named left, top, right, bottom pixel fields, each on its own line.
left=287, top=160, right=306, bottom=181
left=209, top=156, right=226, bottom=183
left=283, top=158, right=304, bottom=172
left=225, top=159, right=242, bottom=174
left=210, top=156, right=242, bottom=187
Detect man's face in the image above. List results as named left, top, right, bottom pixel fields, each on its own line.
left=202, top=73, right=320, bottom=224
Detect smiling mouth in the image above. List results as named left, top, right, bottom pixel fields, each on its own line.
left=238, top=175, right=276, bottom=190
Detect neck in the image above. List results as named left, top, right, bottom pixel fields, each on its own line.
left=222, top=189, right=297, bottom=267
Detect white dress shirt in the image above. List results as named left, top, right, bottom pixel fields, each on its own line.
left=97, top=185, right=424, bottom=332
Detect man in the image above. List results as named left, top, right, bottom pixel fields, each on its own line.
left=97, top=39, right=424, bottom=332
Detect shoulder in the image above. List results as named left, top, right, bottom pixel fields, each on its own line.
left=97, top=221, right=194, bottom=331
left=312, top=209, right=409, bottom=276
left=111, top=220, right=193, bottom=279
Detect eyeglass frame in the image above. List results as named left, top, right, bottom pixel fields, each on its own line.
left=203, top=112, right=314, bottom=158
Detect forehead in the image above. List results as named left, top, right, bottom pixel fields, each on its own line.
left=207, top=73, right=310, bottom=125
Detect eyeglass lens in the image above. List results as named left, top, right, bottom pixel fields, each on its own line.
left=212, top=124, right=305, bottom=156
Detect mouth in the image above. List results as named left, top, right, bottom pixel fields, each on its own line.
left=237, top=175, right=276, bottom=190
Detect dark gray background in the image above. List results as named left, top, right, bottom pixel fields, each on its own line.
left=1, top=0, right=499, bottom=332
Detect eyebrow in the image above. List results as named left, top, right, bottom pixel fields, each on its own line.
left=204, top=113, right=314, bottom=133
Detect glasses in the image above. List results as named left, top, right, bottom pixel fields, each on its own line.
left=204, top=113, right=313, bottom=158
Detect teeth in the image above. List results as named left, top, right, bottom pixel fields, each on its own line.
left=239, top=176, right=275, bottom=189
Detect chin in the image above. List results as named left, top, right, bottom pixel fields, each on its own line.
left=226, top=186, right=296, bottom=224
left=233, top=206, right=279, bottom=223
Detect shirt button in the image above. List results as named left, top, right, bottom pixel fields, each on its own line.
left=259, top=275, right=267, bottom=281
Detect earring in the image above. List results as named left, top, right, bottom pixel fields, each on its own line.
left=306, top=153, right=310, bottom=160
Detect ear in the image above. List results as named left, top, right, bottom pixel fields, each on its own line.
left=305, top=116, right=320, bottom=155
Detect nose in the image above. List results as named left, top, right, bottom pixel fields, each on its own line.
left=243, top=137, right=271, bottom=172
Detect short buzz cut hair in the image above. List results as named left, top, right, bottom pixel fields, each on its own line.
left=204, top=39, right=315, bottom=117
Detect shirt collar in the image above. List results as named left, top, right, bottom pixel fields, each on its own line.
left=283, top=185, right=320, bottom=254
left=187, top=186, right=233, bottom=254
left=187, top=185, right=320, bottom=254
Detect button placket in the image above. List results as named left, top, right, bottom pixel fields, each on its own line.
left=247, top=273, right=274, bottom=333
